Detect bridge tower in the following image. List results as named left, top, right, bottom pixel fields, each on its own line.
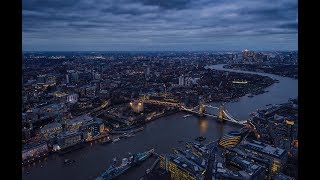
left=218, top=105, right=224, bottom=122
left=199, top=103, right=206, bottom=116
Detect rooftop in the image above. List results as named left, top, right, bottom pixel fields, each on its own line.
left=41, top=122, right=62, bottom=131
left=66, top=115, right=93, bottom=125
left=241, top=139, right=286, bottom=159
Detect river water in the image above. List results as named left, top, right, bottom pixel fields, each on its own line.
left=22, top=64, right=298, bottom=180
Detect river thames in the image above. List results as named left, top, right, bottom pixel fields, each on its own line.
left=22, top=64, right=298, bottom=180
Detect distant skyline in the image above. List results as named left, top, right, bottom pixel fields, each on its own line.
left=23, top=0, right=298, bottom=51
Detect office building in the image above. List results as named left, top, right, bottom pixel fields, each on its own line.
left=239, top=139, right=287, bottom=176
left=65, top=115, right=94, bottom=132
left=219, top=131, right=242, bottom=148
left=66, top=70, right=79, bottom=84
left=80, top=119, right=105, bottom=141
left=40, top=122, right=62, bottom=139
left=160, top=153, right=205, bottom=180
left=85, top=85, right=96, bottom=97
left=57, top=131, right=83, bottom=149
left=22, top=141, right=48, bottom=161
left=179, top=75, right=185, bottom=86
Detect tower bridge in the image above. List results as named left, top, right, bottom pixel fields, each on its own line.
left=137, top=97, right=248, bottom=125
left=180, top=104, right=248, bottom=125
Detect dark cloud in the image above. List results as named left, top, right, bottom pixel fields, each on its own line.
left=135, top=0, right=191, bottom=9
left=278, top=22, right=298, bottom=30
left=22, top=0, right=298, bottom=51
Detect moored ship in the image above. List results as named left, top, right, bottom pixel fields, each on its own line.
left=96, top=148, right=154, bottom=180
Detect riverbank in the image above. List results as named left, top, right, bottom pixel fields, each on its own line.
left=223, top=64, right=298, bottom=79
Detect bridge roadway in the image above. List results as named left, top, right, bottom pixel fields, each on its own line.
left=142, top=99, right=248, bottom=125
left=180, top=105, right=247, bottom=125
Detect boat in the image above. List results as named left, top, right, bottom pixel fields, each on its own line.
left=63, top=159, right=75, bottom=165
left=146, top=168, right=151, bottom=174
left=112, top=138, right=120, bottom=143
left=183, top=114, right=191, bottom=118
left=96, top=149, right=154, bottom=180
left=96, top=157, right=133, bottom=180
left=248, top=94, right=254, bottom=98
left=123, top=133, right=135, bottom=139
left=134, top=148, right=154, bottom=163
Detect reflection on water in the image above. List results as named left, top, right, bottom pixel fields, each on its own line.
left=217, top=121, right=224, bottom=132
left=198, top=117, right=208, bottom=135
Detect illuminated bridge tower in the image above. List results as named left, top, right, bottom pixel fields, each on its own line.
left=199, top=103, right=206, bottom=117
left=218, top=105, right=224, bottom=122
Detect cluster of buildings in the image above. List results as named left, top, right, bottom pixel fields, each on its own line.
left=154, top=99, right=298, bottom=180
left=250, top=100, right=298, bottom=178
left=237, top=50, right=297, bottom=65
left=22, top=51, right=298, bottom=175
left=156, top=132, right=294, bottom=180
left=22, top=51, right=276, bottom=137
left=22, top=114, right=107, bottom=165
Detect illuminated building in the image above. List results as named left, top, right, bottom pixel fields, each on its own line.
left=225, top=153, right=266, bottom=180
left=242, top=49, right=255, bottom=63
left=232, top=80, right=248, bottom=84
left=186, top=142, right=209, bottom=157
left=57, top=131, right=83, bottom=149
left=239, top=139, right=287, bottom=176
left=160, top=153, right=205, bottom=180
left=80, top=119, right=105, bottom=142
left=130, top=100, right=144, bottom=113
left=46, top=74, right=56, bottom=85
left=66, top=115, right=93, bottom=132
left=40, top=122, right=62, bottom=139
left=285, top=118, right=295, bottom=147
left=145, top=66, right=150, bottom=78
left=67, top=93, right=78, bottom=103
left=219, top=131, right=242, bottom=148
left=66, top=70, right=79, bottom=84
left=179, top=74, right=185, bottom=86
left=22, top=141, right=48, bottom=162
left=85, top=85, right=96, bottom=97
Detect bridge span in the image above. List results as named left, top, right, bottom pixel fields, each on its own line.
left=137, top=98, right=249, bottom=125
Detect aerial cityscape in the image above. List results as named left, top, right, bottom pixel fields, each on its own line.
left=22, top=0, right=298, bottom=180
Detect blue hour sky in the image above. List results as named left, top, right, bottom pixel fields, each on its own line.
left=23, top=0, right=298, bottom=51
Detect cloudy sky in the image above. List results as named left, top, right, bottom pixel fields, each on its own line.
left=23, top=0, right=298, bottom=51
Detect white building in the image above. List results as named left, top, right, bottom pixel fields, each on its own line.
left=67, top=93, right=78, bottom=103
left=178, top=75, right=185, bottom=86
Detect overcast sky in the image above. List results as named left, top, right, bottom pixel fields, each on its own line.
left=23, top=0, right=298, bottom=51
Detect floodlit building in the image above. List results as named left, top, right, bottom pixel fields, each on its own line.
left=57, top=131, right=83, bottom=149
left=40, top=122, right=62, bottom=139
left=65, top=115, right=94, bottom=132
